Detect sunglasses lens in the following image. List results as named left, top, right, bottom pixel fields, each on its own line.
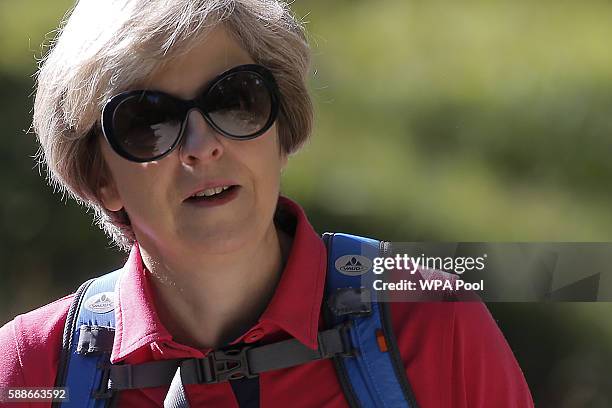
left=206, top=71, right=273, bottom=137
left=104, top=66, right=279, bottom=162
left=112, top=93, right=183, bottom=160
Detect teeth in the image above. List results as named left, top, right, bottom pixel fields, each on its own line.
left=193, top=185, right=231, bottom=197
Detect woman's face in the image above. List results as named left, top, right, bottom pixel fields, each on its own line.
left=98, top=26, right=287, bottom=255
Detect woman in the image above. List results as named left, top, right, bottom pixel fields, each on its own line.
left=0, top=0, right=533, bottom=407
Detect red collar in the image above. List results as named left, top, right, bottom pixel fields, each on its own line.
left=111, top=196, right=327, bottom=363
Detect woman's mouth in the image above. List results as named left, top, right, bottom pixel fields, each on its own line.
left=184, top=185, right=240, bottom=207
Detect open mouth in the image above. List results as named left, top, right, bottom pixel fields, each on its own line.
left=185, top=185, right=239, bottom=203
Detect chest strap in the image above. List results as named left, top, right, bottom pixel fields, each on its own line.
left=93, top=325, right=353, bottom=396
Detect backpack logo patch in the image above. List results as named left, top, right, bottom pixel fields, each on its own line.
left=335, top=255, right=372, bottom=276
left=84, top=292, right=115, bottom=314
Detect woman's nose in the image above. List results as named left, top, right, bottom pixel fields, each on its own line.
left=178, top=109, right=224, bottom=165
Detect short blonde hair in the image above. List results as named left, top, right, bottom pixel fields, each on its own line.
left=33, top=0, right=313, bottom=252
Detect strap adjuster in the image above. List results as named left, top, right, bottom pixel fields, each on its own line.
left=92, top=361, right=114, bottom=399
left=327, top=287, right=372, bottom=317
left=337, top=323, right=357, bottom=358
left=184, top=347, right=258, bottom=384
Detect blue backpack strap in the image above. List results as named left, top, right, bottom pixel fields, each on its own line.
left=53, top=268, right=123, bottom=408
left=322, top=233, right=419, bottom=408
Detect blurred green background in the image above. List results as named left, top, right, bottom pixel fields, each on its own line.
left=2, top=0, right=612, bottom=406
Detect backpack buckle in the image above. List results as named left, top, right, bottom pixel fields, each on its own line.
left=189, top=347, right=258, bottom=384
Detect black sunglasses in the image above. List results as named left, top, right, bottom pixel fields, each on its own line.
left=101, top=64, right=280, bottom=162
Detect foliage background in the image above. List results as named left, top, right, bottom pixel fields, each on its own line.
left=1, top=0, right=612, bottom=406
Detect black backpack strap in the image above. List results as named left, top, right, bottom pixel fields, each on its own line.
left=378, top=242, right=420, bottom=407
left=103, top=327, right=351, bottom=391
left=379, top=301, right=419, bottom=407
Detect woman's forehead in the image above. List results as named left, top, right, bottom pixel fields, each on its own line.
left=138, top=26, right=255, bottom=99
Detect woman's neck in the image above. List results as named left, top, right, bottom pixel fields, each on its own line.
left=140, top=222, right=293, bottom=349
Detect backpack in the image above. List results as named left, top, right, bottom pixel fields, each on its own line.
left=51, top=233, right=419, bottom=408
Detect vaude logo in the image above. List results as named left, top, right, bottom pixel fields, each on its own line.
left=84, top=292, right=115, bottom=314
left=335, top=255, right=373, bottom=276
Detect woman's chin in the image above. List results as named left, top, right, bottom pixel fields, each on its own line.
left=180, top=228, right=253, bottom=255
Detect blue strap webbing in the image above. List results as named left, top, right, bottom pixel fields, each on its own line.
left=324, top=233, right=414, bottom=408
left=59, top=268, right=122, bottom=408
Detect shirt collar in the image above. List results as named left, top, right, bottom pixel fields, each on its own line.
left=111, top=195, right=327, bottom=362
left=257, top=196, right=327, bottom=350
left=111, top=241, right=173, bottom=363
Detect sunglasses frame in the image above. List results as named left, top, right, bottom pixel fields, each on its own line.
left=101, top=64, right=281, bottom=163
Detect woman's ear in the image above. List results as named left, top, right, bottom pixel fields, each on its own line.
left=98, top=175, right=123, bottom=212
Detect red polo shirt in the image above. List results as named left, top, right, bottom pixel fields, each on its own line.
left=0, top=196, right=533, bottom=407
